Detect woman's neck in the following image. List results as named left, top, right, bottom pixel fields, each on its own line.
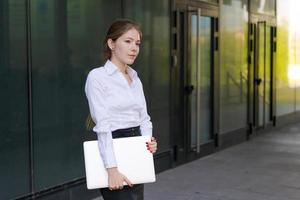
left=110, top=58, right=128, bottom=74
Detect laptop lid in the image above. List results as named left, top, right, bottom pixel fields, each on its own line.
left=83, top=135, right=156, bottom=189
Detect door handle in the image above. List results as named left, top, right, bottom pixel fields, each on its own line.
left=184, top=85, right=194, bottom=95
left=255, top=78, right=262, bottom=85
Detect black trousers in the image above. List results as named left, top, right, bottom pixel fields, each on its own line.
left=100, top=126, right=144, bottom=200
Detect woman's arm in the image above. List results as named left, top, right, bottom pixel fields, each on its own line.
left=85, top=72, right=133, bottom=190
left=85, top=73, right=117, bottom=168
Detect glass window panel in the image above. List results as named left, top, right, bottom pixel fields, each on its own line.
left=190, top=15, right=198, bottom=148
left=123, top=0, right=170, bottom=152
left=31, top=0, right=121, bottom=190
left=250, top=0, right=276, bottom=16
left=265, top=26, right=272, bottom=122
left=190, top=15, right=212, bottom=148
left=0, top=0, right=30, bottom=199
left=258, top=23, right=265, bottom=126
left=277, top=0, right=295, bottom=116
left=289, top=0, right=300, bottom=111
left=199, top=16, right=212, bottom=144
left=220, top=0, right=248, bottom=133
left=200, top=0, right=218, bottom=4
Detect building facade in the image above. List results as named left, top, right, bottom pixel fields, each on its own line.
left=1, top=0, right=300, bottom=199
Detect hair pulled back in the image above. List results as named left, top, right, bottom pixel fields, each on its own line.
left=103, top=19, right=142, bottom=60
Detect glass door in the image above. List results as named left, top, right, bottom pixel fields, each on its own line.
left=253, top=21, right=274, bottom=128
left=171, top=4, right=218, bottom=164
left=256, top=22, right=266, bottom=127
left=188, top=9, right=213, bottom=152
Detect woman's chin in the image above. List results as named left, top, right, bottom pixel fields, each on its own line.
left=126, top=59, right=135, bottom=65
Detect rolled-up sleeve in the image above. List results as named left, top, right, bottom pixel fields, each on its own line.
left=139, top=83, right=153, bottom=136
left=85, top=73, right=117, bottom=168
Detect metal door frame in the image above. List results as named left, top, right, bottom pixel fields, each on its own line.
left=171, top=2, right=219, bottom=164
left=248, top=18, right=276, bottom=134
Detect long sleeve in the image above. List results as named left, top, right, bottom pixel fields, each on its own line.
left=139, top=82, right=153, bottom=136
left=85, top=73, right=117, bottom=168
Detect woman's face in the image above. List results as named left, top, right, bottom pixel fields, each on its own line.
left=109, top=28, right=141, bottom=66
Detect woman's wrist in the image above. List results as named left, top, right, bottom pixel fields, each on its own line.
left=107, top=167, right=118, bottom=175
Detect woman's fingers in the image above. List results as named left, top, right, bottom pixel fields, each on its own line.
left=109, top=181, right=119, bottom=190
left=151, top=137, right=156, bottom=142
left=108, top=173, right=127, bottom=190
left=109, top=182, right=124, bottom=190
left=109, top=184, right=118, bottom=190
left=123, top=175, right=133, bottom=187
left=146, top=140, right=158, bottom=153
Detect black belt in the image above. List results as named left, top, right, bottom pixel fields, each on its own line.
left=112, top=126, right=141, bottom=139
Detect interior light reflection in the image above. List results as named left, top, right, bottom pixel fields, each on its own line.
left=288, top=64, right=300, bottom=88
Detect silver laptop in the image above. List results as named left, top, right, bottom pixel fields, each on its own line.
left=83, top=135, right=156, bottom=189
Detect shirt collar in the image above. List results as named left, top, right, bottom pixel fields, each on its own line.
left=127, top=66, right=138, bottom=79
left=104, top=60, right=118, bottom=75
left=104, top=60, right=138, bottom=79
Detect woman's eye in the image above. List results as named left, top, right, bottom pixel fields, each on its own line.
left=125, top=40, right=131, bottom=43
left=136, top=43, right=141, bottom=46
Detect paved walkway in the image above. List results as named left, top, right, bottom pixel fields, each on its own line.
left=144, top=122, right=300, bottom=200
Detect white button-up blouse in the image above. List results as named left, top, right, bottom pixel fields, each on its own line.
left=85, top=60, right=153, bottom=168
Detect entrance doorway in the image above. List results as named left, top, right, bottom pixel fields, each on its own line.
left=188, top=10, right=213, bottom=151
left=171, top=4, right=219, bottom=164
left=248, top=21, right=276, bottom=131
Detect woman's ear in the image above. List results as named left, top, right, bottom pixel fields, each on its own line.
left=107, top=38, right=115, bottom=51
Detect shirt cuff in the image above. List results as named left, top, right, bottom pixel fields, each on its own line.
left=140, top=126, right=153, bottom=136
left=96, top=131, right=118, bottom=168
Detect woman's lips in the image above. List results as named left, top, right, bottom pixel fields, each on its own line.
left=128, top=55, right=136, bottom=59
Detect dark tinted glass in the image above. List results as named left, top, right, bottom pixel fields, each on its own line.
left=220, top=0, right=248, bottom=133
left=30, top=0, right=121, bottom=189
left=250, top=0, right=276, bottom=16
left=123, top=0, right=170, bottom=151
left=0, top=0, right=30, bottom=199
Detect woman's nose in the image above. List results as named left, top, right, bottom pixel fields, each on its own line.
left=131, top=45, right=138, bottom=52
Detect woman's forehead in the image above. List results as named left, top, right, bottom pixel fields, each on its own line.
left=121, top=28, right=141, bottom=40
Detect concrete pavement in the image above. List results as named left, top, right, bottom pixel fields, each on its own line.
left=144, top=122, right=300, bottom=200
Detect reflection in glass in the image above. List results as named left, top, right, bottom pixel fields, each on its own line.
left=265, top=26, right=272, bottom=123
left=200, top=0, right=218, bottom=4
left=288, top=64, right=300, bottom=88
left=190, top=15, right=212, bottom=149
left=257, top=22, right=265, bottom=126
left=31, top=0, right=121, bottom=190
left=250, top=0, right=276, bottom=16
left=220, top=0, right=248, bottom=133
left=0, top=0, right=30, bottom=199
left=289, top=0, right=300, bottom=114
left=190, top=15, right=198, bottom=148
left=277, top=0, right=300, bottom=115
left=256, top=23, right=272, bottom=126
left=123, top=0, right=170, bottom=151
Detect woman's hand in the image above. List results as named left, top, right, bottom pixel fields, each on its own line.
left=107, top=167, right=133, bottom=190
left=146, top=137, right=158, bottom=154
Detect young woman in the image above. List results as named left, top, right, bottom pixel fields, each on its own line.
left=85, top=19, right=157, bottom=200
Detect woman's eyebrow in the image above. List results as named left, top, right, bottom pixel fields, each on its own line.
left=124, top=37, right=140, bottom=42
